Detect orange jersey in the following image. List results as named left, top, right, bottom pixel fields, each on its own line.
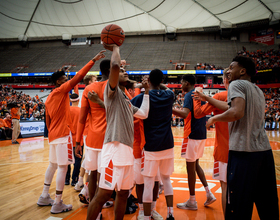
left=193, top=91, right=229, bottom=163
left=11, top=107, right=20, bottom=120
left=133, top=118, right=146, bottom=159
left=0, top=118, right=8, bottom=128
left=128, top=89, right=146, bottom=159
left=4, top=119, right=12, bottom=128
left=45, top=60, right=95, bottom=142
left=70, top=106, right=81, bottom=145
left=76, top=80, right=108, bottom=149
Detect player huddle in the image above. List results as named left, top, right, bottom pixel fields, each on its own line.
left=37, top=25, right=279, bottom=220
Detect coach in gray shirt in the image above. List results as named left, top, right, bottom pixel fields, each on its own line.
left=205, top=56, right=279, bottom=220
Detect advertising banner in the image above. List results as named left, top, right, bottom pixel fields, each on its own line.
left=250, top=28, right=274, bottom=45
left=20, top=121, right=45, bottom=137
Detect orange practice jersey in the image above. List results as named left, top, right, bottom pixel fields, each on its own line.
left=193, top=91, right=229, bottom=163
left=76, top=80, right=108, bottom=149
left=70, top=106, right=82, bottom=146
left=45, top=60, right=95, bottom=143
left=129, top=88, right=146, bottom=159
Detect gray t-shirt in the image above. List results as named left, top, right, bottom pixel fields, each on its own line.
left=227, top=80, right=271, bottom=152
left=103, top=82, right=139, bottom=148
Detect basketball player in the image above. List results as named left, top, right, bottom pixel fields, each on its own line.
left=74, top=74, right=97, bottom=192
left=205, top=56, right=279, bottom=219
left=65, top=93, right=82, bottom=186
left=131, top=69, right=175, bottom=220
left=75, top=59, right=113, bottom=219
left=172, top=74, right=216, bottom=210
left=192, top=68, right=229, bottom=215
left=85, top=43, right=150, bottom=220
left=37, top=50, right=105, bottom=214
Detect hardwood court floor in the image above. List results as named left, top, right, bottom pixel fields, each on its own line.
left=0, top=127, right=279, bottom=220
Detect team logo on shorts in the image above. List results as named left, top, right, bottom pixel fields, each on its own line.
left=67, top=137, right=73, bottom=163
left=213, top=161, right=219, bottom=177
left=141, top=151, right=145, bottom=172
left=105, top=160, right=113, bottom=187
left=181, top=139, right=188, bottom=156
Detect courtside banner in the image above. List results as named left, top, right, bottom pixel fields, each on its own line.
left=168, top=70, right=195, bottom=74
left=0, top=73, right=12, bottom=77
left=20, top=121, right=44, bottom=137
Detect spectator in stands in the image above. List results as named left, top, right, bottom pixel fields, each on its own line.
left=237, top=48, right=280, bottom=70
left=0, top=115, right=12, bottom=140
left=10, top=103, right=21, bottom=144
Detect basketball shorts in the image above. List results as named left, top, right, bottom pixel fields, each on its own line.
left=84, top=147, right=101, bottom=172
left=213, top=160, right=227, bottom=182
left=99, top=160, right=134, bottom=191
left=141, top=157, right=174, bottom=177
left=49, top=136, right=74, bottom=166
left=134, top=158, right=144, bottom=185
left=181, top=138, right=206, bottom=162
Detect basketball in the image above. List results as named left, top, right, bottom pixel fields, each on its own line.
left=101, top=24, right=125, bottom=46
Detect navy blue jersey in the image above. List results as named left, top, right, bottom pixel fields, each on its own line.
left=131, top=89, right=174, bottom=152
left=183, top=89, right=206, bottom=140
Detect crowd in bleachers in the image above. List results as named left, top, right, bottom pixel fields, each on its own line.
left=0, top=85, right=45, bottom=122
left=237, top=46, right=280, bottom=70
left=264, top=88, right=280, bottom=130
left=194, top=63, right=224, bottom=70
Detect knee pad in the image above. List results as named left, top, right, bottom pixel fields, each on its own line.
left=161, top=174, right=173, bottom=196
left=143, top=176, right=155, bottom=203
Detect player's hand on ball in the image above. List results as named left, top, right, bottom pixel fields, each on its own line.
left=102, top=42, right=118, bottom=51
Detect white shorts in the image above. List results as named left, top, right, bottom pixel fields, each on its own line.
left=213, top=160, right=227, bottom=183
left=141, top=158, right=174, bottom=177
left=49, top=140, right=74, bottom=166
left=134, top=158, right=144, bottom=185
left=181, top=138, right=206, bottom=162
left=99, top=162, right=134, bottom=191
left=84, top=147, right=101, bottom=172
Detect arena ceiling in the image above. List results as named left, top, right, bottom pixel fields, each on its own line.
left=0, top=0, right=279, bottom=41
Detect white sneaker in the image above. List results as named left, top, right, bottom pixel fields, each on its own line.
left=74, top=182, right=84, bottom=191
left=177, top=199, right=197, bottom=210
left=204, top=192, right=216, bottom=206
left=102, top=201, right=113, bottom=208
left=78, top=183, right=89, bottom=204
left=151, top=209, right=163, bottom=220
left=137, top=210, right=144, bottom=220
left=37, top=194, right=54, bottom=206
left=50, top=200, right=72, bottom=214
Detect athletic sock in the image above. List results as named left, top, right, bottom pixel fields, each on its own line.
left=55, top=194, right=62, bottom=204
left=139, top=203, right=144, bottom=212
left=41, top=184, right=50, bottom=198
left=190, top=195, right=196, bottom=203
left=78, top=176, right=83, bottom=185
left=151, top=201, right=156, bottom=210
left=205, top=186, right=210, bottom=195
left=167, top=207, right=174, bottom=216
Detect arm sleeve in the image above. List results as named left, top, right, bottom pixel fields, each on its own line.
left=193, top=99, right=215, bottom=119
left=133, top=94, right=149, bottom=119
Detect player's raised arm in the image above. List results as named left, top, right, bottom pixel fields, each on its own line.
left=68, top=50, right=106, bottom=89
left=102, top=43, right=121, bottom=91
